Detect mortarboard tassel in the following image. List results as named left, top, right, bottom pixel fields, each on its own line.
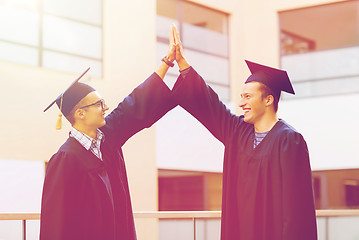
left=55, top=113, right=62, bottom=130
left=56, top=95, right=64, bottom=130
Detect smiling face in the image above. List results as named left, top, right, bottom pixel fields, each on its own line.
left=75, top=91, right=109, bottom=130
left=239, top=82, right=269, bottom=124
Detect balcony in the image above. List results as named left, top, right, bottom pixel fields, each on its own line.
left=1, top=210, right=359, bottom=240
left=281, top=45, right=359, bottom=99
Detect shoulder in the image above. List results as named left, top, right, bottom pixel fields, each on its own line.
left=276, top=120, right=306, bottom=145
left=276, top=119, right=301, bottom=136
left=48, top=138, right=84, bottom=169
left=275, top=121, right=311, bottom=167
left=58, top=137, right=84, bottom=156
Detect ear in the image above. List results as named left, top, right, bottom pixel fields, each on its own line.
left=265, top=95, right=274, bottom=107
left=74, top=108, right=86, bottom=121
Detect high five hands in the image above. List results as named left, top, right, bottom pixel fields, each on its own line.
left=158, top=24, right=190, bottom=79
left=166, top=24, right=190, bottom=71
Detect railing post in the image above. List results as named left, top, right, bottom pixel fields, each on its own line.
left=325, top=216, right=329, bottom=240
left=23, top=219, right=26, bottom=240
left=193, top=217, right=196, bottom=240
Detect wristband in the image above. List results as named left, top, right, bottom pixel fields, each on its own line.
left=162, top=56, right=174, bottom=67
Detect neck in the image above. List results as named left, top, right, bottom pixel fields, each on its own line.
left=73, top=124, right=98, bottom=139
left=254, top=113, right=278, bottom=133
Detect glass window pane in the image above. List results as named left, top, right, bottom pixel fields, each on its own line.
left=42, top=50, right=102, bottom=78
left=280, top=1, right=359, bottom=99
left=285, top=76, right=359, bottom=99
left=182, top=1, right=228, bottom=34
left=43, top=15, right=102, bottom=59
left=157, top=0, right=179, bottom=20
left=5, top=0, right=38, bottom=10
left=43, top=0, right=102, bottom=25
left=157, top=42, right=229, bottom=87
left=0, top=5, right=39, bottom=46
left=0, top=41, right=38, bottom=66
left=156, top=15, right=179, bottom=40
left=185, top=48, right=229, bottom=86
left=328, top=216, right=359, bottom=240
left=156, top=107, right=225, bottom=172
left=280, top=1, right=359, bottom=55
left=0, top=221, right=22, bottom=240
left=27, top=220, right=40, bottom=240
left=159, top=220, right=194, bottom=239
left=282, top=46, right=359, bottom=82
left=156, top=0, right=230, bottom=102
left=183, top=23, right=228, bottom=57
left=208, top=83, right=230, bottom=102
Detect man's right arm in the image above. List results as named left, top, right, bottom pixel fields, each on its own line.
left=100, top=25, right=177, bottom=146
left=172, top=66, right=238, bottom=144
left=171, top=25, right=239, bottom=144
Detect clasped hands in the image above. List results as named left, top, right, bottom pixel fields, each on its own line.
left=165, top=24, right=190, bottom=70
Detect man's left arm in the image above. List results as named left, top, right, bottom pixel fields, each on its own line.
left=103, top=70, right=176, bottom=146
left=280, top=132, right=318, bottom=240
left=101, top=25, right=177, bottom=146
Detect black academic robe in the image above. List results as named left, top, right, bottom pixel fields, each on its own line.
left=172, top=67, right=317, bottom=240
left=40, top=73, right=175, bottom=240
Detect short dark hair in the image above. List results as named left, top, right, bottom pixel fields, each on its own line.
left=65, top=108, right=76, bottom=125
left=64, top=97, right=88, bottom=125
left=258, top=83, right=280, bottom=112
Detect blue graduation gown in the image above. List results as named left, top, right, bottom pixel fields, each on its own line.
left=172, top=67, right=317, bottom=240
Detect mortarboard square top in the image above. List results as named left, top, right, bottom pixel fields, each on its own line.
left=245, top=60, right=295, bottom=96
left=43, top=67, right=95, bottom=117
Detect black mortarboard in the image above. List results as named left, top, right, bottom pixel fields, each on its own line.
left=245, top=60, right=295, bottom=96
left=43, top=67, right=95, bottom=129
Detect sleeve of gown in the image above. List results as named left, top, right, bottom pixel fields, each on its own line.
left=171, top=67, right=238, bottom=144
left=280, top=132, right=318, bottom=240
left=40, top=152, right=82, bottom=240
left=102, top=72, right=176, bottom=146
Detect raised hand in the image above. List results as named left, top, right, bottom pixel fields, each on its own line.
left=172, top=24, right=190, bottom=70
left=155, top=24, right=177, bottom=79
left=166, top=24, right=176, bottom=63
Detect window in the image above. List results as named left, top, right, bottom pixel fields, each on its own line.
left=158, top=169, right=222, bottom=211
left=159, top=175, right=204, bottom=211
left=345, top=179, right=359, bottom=208
left=279, top=1, right=359, bottom=98
left=313, top=177, right=321, bottom=209
left=0, top=0, right=102, bottom=77
left=156, top=0, right=230, bottom=101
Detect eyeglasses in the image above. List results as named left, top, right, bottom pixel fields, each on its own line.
left=79, top=99, right=106, bottom=110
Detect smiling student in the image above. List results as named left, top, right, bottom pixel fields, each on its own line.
left=171, top=26, right=317, bottom=240
left=40, top=26, right=177, bottom=240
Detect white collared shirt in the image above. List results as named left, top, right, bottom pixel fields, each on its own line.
left=70, top=127, right=104, bottom=160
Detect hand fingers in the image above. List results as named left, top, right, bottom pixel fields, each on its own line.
left=167, top=43, right=176, bottom=60
left=175, top=42, right=183, bottom=52
left=172, top=24, right=180, bottom=44
left=171, top=24, right=177, bottom=44
left=169, top=25, right=175, bottom=44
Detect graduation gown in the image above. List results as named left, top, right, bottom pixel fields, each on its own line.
left=40, top=73, right=175, bottom=240
left=172, top=67, right=317, bottom=240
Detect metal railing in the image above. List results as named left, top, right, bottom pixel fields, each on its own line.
left=1, top=210, right=359, bottom=240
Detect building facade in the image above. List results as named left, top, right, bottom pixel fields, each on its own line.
left=0, top=0, right=358, bottom=239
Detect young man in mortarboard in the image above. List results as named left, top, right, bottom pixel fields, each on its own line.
left=171, top=27, right=317, bottom=240
left=40, top=26, right=178, bottom=240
